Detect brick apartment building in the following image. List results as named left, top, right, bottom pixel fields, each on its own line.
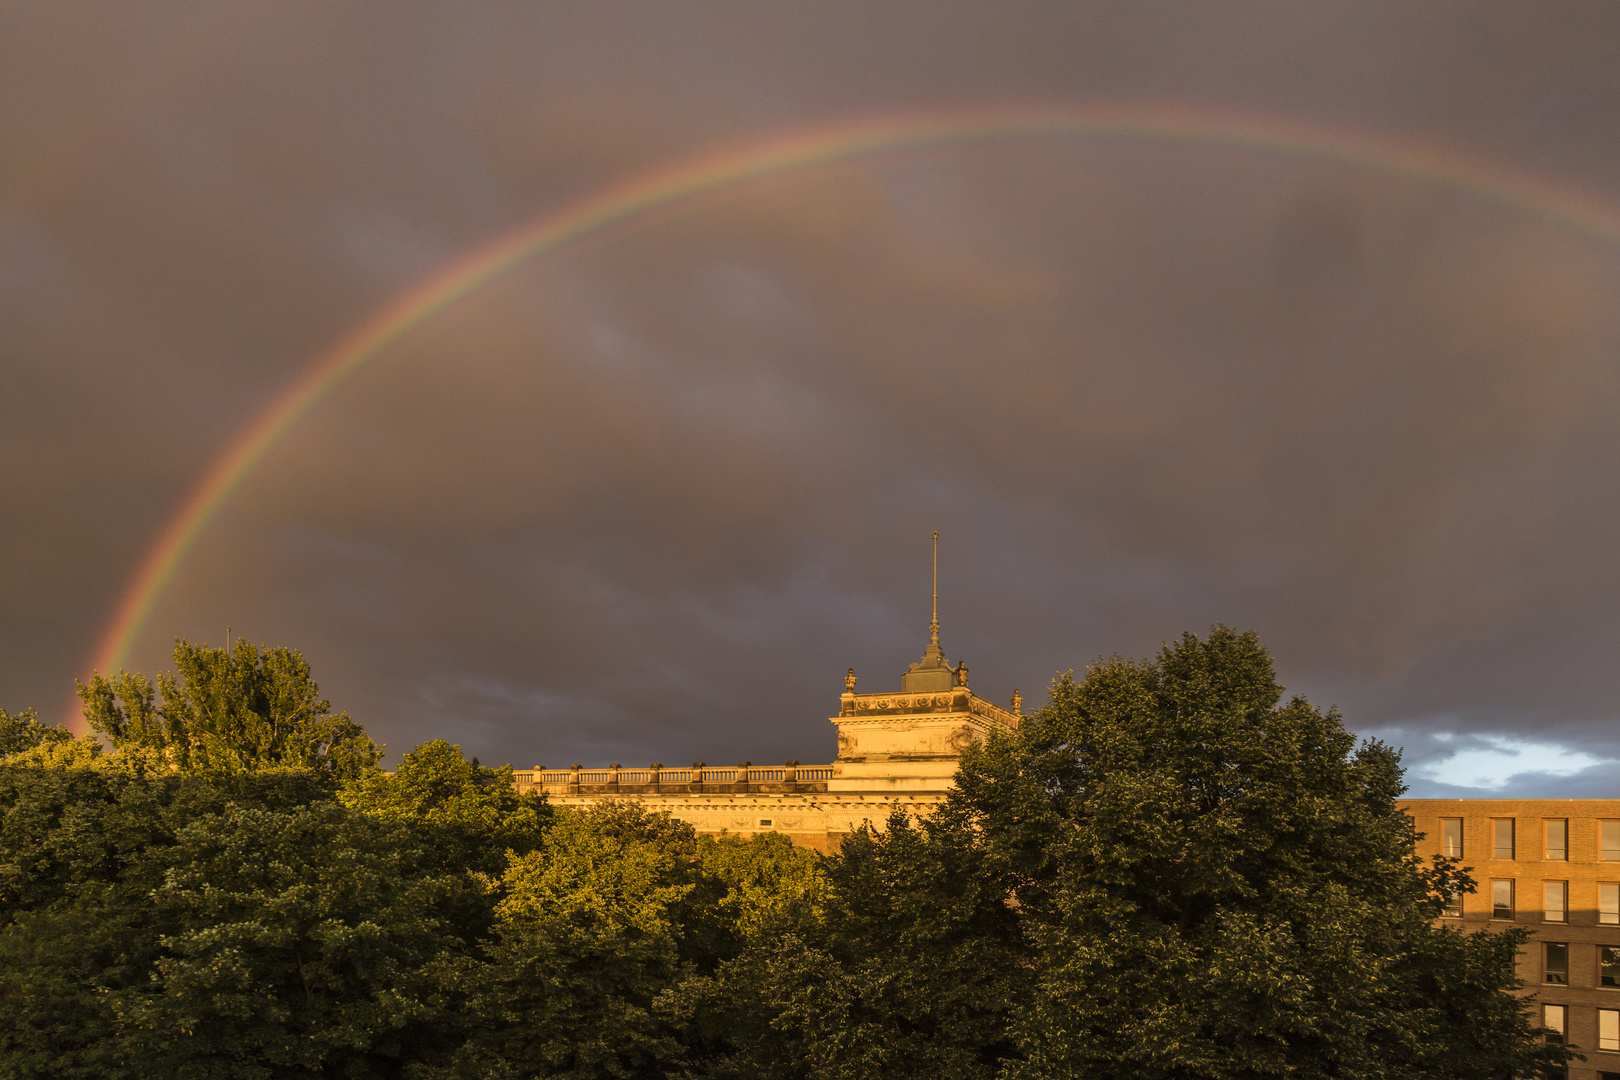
left=1404, top=800, right=1620, bottom=1078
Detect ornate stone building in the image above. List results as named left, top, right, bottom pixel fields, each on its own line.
left=514, top=539, right=1020, bottom=852
left=510, top=542, right=1620, bottom=1073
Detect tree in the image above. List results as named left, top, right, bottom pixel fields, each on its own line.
left=663, top=809, right=1025, bottom=1080
left=76, top=638, right=380, bottom=781
left=945, top=625, right=1567, bottom=1080
left=438, top=804, right=702, bottom=1079
left=0, top=759, right=338, bottom=1079
left=110, top=801, right=477, bottom=1079
left=0, top=706, right=72, bottom=758
left=695, top=831, right=823, bottom=942
left=339, top=738, right=551, bottom=873
left=676, top=626, right=1566, bottom=1080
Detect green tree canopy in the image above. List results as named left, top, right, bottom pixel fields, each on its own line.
left=113, top=801, right=477, bottom=1079
left=439, top=804, right=707, bottom=1079
left=678, top=626, right=1567, bottom=1080
left=695, top=831, right=823, bottom=941
left=666, top=808, right=1025, bottom=1080
left=0, top=761, right=342, bottom=1079
left=950, top=626, right=1564, bottom=1080
left=2, top=626, right=1569, bottom=1078
left=76, top=638, right=380, bottom=781
left=339, top=738, right=551, bottom=872
left=0, top=707, right=72, bottom=758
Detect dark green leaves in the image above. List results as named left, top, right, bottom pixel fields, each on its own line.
left=117, top=802, right=475, bottom=1079
left=0, top=626, right=1571, bottom=1078
left=946, top=625, right=1568, bottom=1080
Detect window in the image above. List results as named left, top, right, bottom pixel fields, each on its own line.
left=1494, top=819, right=1515, bottom=860
left=1546, top=819, right=1568, bottom=861
left=1545, top=1004, right=1566, bottom=1044
left=1603, top=1009, right=1620, bottom=1052
left=758, top=819, right=773, bottom=827
left=1442, top=887, right=1463, bottom=918
left=1493, top=879, right=1515, bottom=920
left=1546, top=941, right=1568, bottom=985
left=1604, top=820, right=1620, bottom=861
left=1604, top=883, right=1620, bottom=925
left=1442, top=817, right=1463, bottom=858
left=1546, top=881, right=1568, bottom=922
left=1605, top=947, right=1620, bottom=988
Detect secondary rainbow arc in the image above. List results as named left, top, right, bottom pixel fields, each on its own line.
left=82, top=101, right=1620, bottom=716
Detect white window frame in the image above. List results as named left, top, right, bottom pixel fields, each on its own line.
left=1545, top=1003, right=1566, bottom=1044
left=1545, top=941, right=1568, bottom=985
left=1492, top=879, right=1515, bottom=920
left=1546, top=818, right=1568, bottom=861
left=1545, top=880, right=1568, bottom=923
left=1441, top=817, right=1463, bottom=858
left=1493, top=818, right=1515, bottom=860
left=1601, top=1008, right=1620, bottom=1052
left=1604, top=945, right=1620, bottom=989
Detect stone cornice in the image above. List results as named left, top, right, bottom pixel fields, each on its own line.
left=835, top=687, right=1019, bottom=730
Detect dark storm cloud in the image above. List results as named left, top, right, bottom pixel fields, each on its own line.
left=7, top=2, right=1620, bottom=795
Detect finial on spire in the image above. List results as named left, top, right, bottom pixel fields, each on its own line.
left=929, top=531, right=940, bottom=650
left=901, top=531, right=953, bottom=691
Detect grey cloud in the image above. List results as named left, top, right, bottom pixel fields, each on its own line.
left=6, top=3, right=1620, bottom=793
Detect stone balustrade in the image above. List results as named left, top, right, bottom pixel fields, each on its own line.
left=513, top=762, right=836, bottom=796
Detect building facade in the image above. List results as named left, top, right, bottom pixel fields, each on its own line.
left=514, top=604, right=1020, bottom=853
left=1404, top=799, right=1620, bottom=1079
left=514, top=582, right=1612, bottom=1069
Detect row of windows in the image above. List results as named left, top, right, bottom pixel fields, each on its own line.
left=1438, top=817, right=1620, bottom=861
left=1442, top=879, right=1620, bottom=922
left=1545, top=1003, right=1620, bottom=1054
left=1542, top=942, right=1620, bottom=986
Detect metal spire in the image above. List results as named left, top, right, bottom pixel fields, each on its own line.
left=929, top=531, right=940, bottom=650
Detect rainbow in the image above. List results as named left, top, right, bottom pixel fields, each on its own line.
left=81, top=101, right=1620, bottom=713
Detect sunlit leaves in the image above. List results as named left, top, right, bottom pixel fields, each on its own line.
left=75, top=638, right=381, bottom=781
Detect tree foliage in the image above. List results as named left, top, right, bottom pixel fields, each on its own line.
left=0, top=705, right=101, bottom=767
left=941, top=627, right=1560, bottom=1079
left=0, top=626, right=1569, bottom=1078
left=695, top=831, right=822, bottom=941
left=339, top=738, right=551, bottom=872
left=0, top=761, right=340, bottom=1078
left=666, top=808, right=1024, bottom=1080
left=669, top=627, right=1565, bottom=1080
left=0, top=706, right=72, bottom=757
left=443, top=805, right=699, bottom=1078
left=116, top=801, right=477, bottom=1079
left=76, top=638, right=381, bottom=781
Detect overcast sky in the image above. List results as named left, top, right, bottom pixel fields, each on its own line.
left=7, top=2, right=1620, bottom=796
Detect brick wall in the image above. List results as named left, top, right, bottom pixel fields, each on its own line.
left=1404, top=799, right=1620, bottom=1079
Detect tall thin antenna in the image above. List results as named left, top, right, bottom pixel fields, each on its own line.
left=929, top=531, right=940, bottom=648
